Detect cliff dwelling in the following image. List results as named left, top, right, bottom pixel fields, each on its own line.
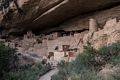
left=0, top=17, right=120, bottom=65
left=1, top=0, right=120, bottom=80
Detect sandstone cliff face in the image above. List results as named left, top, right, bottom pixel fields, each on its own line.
left=0, top=0, right=120, bottom=33
left=49, top=5, right=120, bottom=33
left=83, top=18, right=120, bottom=49
left=2, top=17, right=120, bottom=64
left=1, top=0, right=120, bottom=62
left=4, top=18, right=120, bottom=53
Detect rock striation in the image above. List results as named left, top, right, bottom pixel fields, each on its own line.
left=0, top=0, right=120, bottom=33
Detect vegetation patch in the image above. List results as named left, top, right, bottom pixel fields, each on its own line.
left=0, top=42, right=52, bottom=80
left=51, top=41, right=120, bottom=80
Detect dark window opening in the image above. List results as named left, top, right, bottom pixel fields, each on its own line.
left=62, top=45, right=70, bottom=51
left=55, top=46, right=59, bottom=50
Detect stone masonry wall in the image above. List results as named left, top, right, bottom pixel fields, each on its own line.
left=83, top=18, right=120, bottom=49
left=3, top=18, right=120, bottom=62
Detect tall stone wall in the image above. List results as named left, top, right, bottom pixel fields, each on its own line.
left=46, top=31, right=88, bottom=55
left=84, top=18, right=120, bottom=49
left=3, top=18, right=120, bottom=62
left=89, top=18, right=98, bottom=33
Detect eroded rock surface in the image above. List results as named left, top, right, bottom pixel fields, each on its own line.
left=0, top=0, right=120, bottom=33
left=83, top=18, right=120, bottom=49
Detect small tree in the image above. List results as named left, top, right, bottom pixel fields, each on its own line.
left=0, top=42, right=16, bottom=79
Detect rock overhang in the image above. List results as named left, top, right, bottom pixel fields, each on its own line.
left=1, top=0, right=120, bottom=33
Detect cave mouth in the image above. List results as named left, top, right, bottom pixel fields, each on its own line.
left=2, top=1, right=120, bottom=37
left=30, top=2, right=120, bottom=34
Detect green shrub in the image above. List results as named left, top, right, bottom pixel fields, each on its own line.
left=0, top=42, right=17, bottom=79
left=0, top=42, right=51, bottom=80
left=51, top=41, right=120, bottom=80
left=51, top=69, right=68, bottom=80
left=71, top=70, right=98, bottom=80
left=41, top=59, right=47, bottom=65
left=4, top=63, right=52, bottom=80
left=57, top=60, right=69, bottom=69
left=111, top=55, right=120, bottom=65
left=73, top=44, right=99, bottom=72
